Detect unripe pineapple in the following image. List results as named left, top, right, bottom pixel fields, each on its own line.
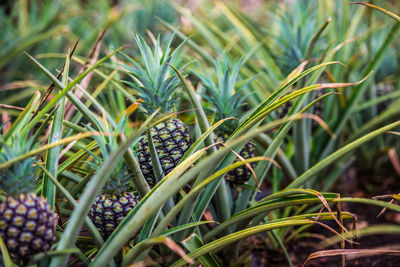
left=215, top=133, right=256, bottom=185
left=274, top=99, right=293, bottom=120
left=89, top=171, right=138, bottom=239
left=0, top=136, right=58, bottom=264
left=275, top=89, right=325, bottom=130
left=120, top=34, right=191, bottom=186
left=88, top=118, right=138, bottom=239
left=137, top=119, right=191, bottom=186
left=376, top=83, right=394, bottom=113
left=196, top=55, right=256, bottom=185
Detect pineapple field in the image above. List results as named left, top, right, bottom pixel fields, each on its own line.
left=1, top=0, right=400, bottom=266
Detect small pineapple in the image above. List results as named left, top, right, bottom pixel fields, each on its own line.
left=274, top=98, right=293, bottom=120
left=196, top=56, right=256, bottom=185
left=120, top=34, right=192, bottom=187
left=88, top=118, right=138, bottom=239
left=0, top=136, right=58, bottom=264
left=89, top=171, right=138, bottom=239
left=376, top=83, right=394, bottom=113
left=275, top=89, right=325, bottom=130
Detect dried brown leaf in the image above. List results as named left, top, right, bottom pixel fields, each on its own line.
left=303, top=249, right=400, bottom=266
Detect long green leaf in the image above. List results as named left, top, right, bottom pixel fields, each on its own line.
left=169, top=63, right=231, bottom=226
left=0, top=234, right=12, bottom=267
left=122, top=221, right=215, bottom=266
left=288, top=119, right=400, bottom=188
left=205, top=193, right=338, bottom=241
left=42, top=52, right=69, bottom=209
left=21, top=47, right=123, bottom=136
left=182, top=233, right=220, bottom=267
left=171, top=219, right=314, bottom=267
left=2, top=91, right=40, bottom=142
left=0, top=132, right=100, bottom=170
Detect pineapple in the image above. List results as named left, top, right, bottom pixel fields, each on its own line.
left=274, top=98, right=293, bottom=120
left=196, top=56, right=256, bottom=185
left=88, top=118, right=138, bottom=239
left=275, top=89, right=325, bottom=130
left=89, top=171, right=138, bottom=239
left=120, top=34, right=192, bottom=187
left=376, top=83, right=394, bottom=113
left=0, top=136, right=58, bottom=264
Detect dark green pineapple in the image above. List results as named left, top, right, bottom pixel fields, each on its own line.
left=0, top=136, right=58, bottom=264
left=376, top=83, right=394, bottom=113
left=88, top=118, right=138, bottom=239
left=275, top=89, right=325, bottom=129
left=120, top=34, right=191, bottom=187
left=89, top=171, right=137, bottom=239
left=196, top=56, right=256, bottom=185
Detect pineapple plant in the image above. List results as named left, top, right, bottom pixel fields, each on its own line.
left=196, top=56, right=256, bottom=185
left=120, top=34, right=192, bottom=187
left=0, top=135, right=58, bottom=264
left=88, top=118, right=138, bottom=239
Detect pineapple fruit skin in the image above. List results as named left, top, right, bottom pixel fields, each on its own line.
left=376, top=83, right=394, bottom=113
left=137, top=119, right=192, bottom=187
left=0, top=193, right=57, bottom=264
left=216, top=133, right=256, bottom=185
left=89, top=192, right=137, bottom=238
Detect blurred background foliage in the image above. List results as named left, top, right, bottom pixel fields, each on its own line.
left=1, top=0, right=400, bottom=186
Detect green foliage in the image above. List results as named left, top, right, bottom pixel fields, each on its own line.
left=0, top=134, right=38, bottom=196
left=1, top=0, right=400, bottom=266
left=120, top=34, right=186, bottom=115
left=196, top=54, right=253, bottom=132
left=87, top=116, right=132, bottom=195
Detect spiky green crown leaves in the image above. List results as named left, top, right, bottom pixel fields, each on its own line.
left=120, top=33, right=187, bottom=115
left=196, top=55, right=254, bottom=133
left=272, top=0, right=326, bottom=75
left=86, top=115, right=132, bottom=195
left=0, top=134, right=38, bottom=197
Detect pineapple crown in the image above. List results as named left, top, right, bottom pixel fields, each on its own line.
left=0, top=134, right=38, bottom=197
left=86, top=115, right=132, bottom=195
left=272, top=0, right=326, bottom=75
left=196, top=55, right=254, bottom=133
left=120, top=33, right=187, bottom=115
